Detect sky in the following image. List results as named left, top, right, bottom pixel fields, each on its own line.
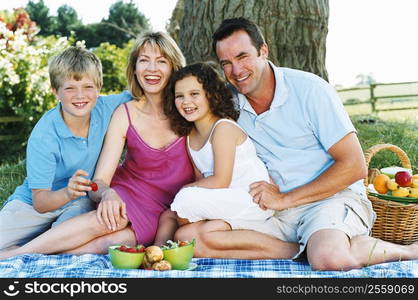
left=1, top=0, right=418, bottom=87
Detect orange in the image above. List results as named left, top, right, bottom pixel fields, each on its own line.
left=373, top=174, right=390, bottom=194
left=412, top=174, right=418, bottom=180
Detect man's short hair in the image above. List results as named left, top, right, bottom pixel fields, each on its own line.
left=48, top=46, right=103, bottom=90
left=212, top=17, right=266, bottom=55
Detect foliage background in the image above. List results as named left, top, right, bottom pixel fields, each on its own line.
left=0, top=9, right=71, bottom=157
left=25, top=0, right=149, bottom=48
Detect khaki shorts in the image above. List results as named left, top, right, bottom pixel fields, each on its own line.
left=0, top=198, right=94, bottom=250
left=246, top=189, right=376, bottom=259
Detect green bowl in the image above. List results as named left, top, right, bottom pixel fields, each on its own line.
left=109, top=245, right=145, bottom=269
left=162, top=242, right=195, bottom=270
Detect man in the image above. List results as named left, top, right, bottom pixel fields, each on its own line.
left=174, top=17, right=418, bottom=270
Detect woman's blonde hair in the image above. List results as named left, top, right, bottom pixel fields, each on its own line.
left=49, top=46, right=103, bottom=90
left=126, top=31, right=185, bottom=99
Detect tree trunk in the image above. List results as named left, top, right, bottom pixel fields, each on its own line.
left=167, top=0, right=329, bottom=81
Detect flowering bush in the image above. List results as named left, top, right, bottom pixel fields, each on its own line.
left=0, top=14, right=72, bottom=145
left=0, top=27, right=67, bottom=118
left=0, top=8, right=131, bottom=160
left=0, top=9, right=73, bottom=161
left=0, top=8, right=38, bottom=40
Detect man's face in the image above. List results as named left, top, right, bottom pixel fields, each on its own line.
left=215, top=30, right=268, bottom=97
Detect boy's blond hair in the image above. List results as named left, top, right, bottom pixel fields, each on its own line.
left=126, top=31, right=185, bottom=100
left=48, top=46, right=103, bottom=91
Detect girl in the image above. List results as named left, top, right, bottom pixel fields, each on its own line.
left=164, top=62, right=278, bottom=237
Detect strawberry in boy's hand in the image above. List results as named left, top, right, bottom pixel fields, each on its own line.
left=90, top=182, right=98, bottom=192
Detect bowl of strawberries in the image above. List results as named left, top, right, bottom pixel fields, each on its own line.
left=109, top=244, right=145, bottom=269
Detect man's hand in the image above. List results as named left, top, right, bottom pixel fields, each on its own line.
left=249, top=181, right=289, bottom=211
left=96, top=188, right=127, bottom=232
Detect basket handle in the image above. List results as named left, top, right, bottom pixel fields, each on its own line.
left=364, top=144, right=411, bottom=186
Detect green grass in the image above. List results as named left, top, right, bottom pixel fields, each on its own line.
left=343, top=84, right=418, bottom=173
left=0, top=158, right=26, bottom=207
left=352, top=115, right=418, bottom=174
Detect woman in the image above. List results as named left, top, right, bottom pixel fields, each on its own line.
left=0, top=32, right=194, bottom=258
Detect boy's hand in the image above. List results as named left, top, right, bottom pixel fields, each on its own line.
left=65, top=169, right=92, bottom=201
left=96, top=188, right=127, bottom=232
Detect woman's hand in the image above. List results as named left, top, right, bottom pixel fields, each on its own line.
left=96, top=188, right=127, bottom=232
left=65, top=169, right=92, bottom=201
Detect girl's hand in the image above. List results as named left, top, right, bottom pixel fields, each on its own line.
left=65, top=169, right=92, bottom=201
left=96, top=188, right=127, bottom=232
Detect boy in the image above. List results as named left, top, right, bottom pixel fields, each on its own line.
left=0, top=46, right=131, bottom=250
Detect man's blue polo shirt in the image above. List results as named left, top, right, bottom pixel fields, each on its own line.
left=234, top=62, right=365, bottom=197
left=7, top=91, right=132, bottom=206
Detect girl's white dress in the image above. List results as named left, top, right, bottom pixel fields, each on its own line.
left=171, top=119, right=280, bottom=237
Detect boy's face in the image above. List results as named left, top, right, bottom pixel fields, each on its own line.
left=53, top=75, right=100, bottom=121
left=215, top=30, right=268, bottom=98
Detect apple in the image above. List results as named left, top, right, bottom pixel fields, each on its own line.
left=380, top=167, right=412, bottom=178
left=394, top=171, right=412, bottom=187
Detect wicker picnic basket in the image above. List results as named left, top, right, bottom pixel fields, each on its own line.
left=364, top=144, right=418, bottom=245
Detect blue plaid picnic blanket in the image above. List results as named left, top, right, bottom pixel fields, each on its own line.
left=1, top=254, right=417, bottom=278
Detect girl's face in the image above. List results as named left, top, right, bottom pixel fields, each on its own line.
left=135, top=43, right=173, bottom=96
left=174, top=75, right=212, bottom=123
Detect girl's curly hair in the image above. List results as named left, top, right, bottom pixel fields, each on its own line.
left=164, top=62, right=239, bottom=136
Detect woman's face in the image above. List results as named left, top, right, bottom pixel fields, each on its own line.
left=135, top=43, right=173, bottom=96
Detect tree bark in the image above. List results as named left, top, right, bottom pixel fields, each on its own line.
left=167, top=0, right=329, bottom=81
